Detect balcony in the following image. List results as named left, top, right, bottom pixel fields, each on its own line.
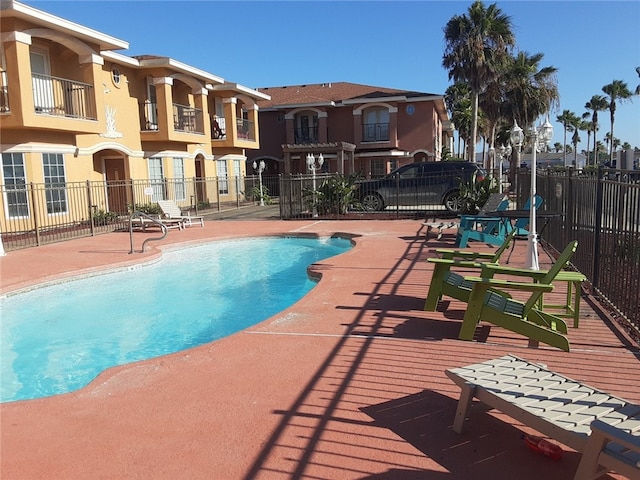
left=362, top=122, right=389, bottom=142
left=237, top=118, right=255, bottom=141
left=294, top=126, right=319, bottom=144
left=1, top=72, right=8, bottom=113
left=173, top=103, right=204, bottom=134
left=210, top=115, right=258, bottom=149
left=139, top=101, right=205, bottom=142
left=32, top=73, right=96, bottom=120
left=140, top=101, right=158, bottom=131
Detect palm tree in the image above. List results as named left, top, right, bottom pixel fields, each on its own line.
left=502, top=50, right=558, bottom=183
left=635, top=66, right=640, bottom=95
left=443, top=0, right=515, bottom=161
left=571, top=119, right=586, bottom=167
left=581, top=112, right=593, bottom=165
left=553, top=142, right=563, bottom=153
left=584, top=95, right=608, bottom=166
left=479, top=74, right=506, bottom=170
left=602, top=80, right=634, bottom=162
left=445, top=82, right=473, bottom=158
left=556, top=110, right=579, bottom=167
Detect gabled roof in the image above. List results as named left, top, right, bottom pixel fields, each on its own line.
left=256, top=82, right=442, bottom=109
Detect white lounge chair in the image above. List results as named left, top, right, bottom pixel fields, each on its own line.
left=157, top=200, right=204, bottom=228
left=447, top=355, right=640, bottom=480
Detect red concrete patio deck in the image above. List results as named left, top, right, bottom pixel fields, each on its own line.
left=1, top=218, right=638, bottom=480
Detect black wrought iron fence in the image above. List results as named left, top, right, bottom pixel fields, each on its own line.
left=0, top=176, right=256, bottom=251
left=515, top=167, right=639, bottom=339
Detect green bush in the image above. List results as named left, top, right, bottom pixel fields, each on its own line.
left=92, top=209, right=119, bottom=225
left=128, top=202, right=162, bottom=215
left=248, top=185, right=272, bottom=205
left=304, top=173, right=362, bottom=215
left=458, top=172, right=499, bottom=214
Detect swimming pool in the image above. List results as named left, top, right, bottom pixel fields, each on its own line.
left=0, top=236, right=352, bottom=403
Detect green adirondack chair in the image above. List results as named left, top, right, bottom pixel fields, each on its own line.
left=456, top=194, right=543, bottom=248
left=424, top=230, right=517, bottom=311
left=457, top=240, right=579, bottom=351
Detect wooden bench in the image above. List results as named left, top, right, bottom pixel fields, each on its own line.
left=446, top=355, right=640, bottom=479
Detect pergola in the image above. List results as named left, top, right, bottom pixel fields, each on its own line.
left=281, top=142, right=356, bottom=175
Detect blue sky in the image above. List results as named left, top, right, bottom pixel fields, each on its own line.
left=26, top=0, right=640, bottom=153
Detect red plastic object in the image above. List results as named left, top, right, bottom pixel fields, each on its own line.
left=522, top=434, right=564, bottom=460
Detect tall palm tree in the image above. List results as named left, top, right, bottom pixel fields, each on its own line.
left=584, top=95, right=608, bottom=166
left=478, top=75, right=505, bottom=169
left=571, top=119, right=586, bottom=167
left=581, top=112, right=593, bottom=165
left=445, top=82, right=473, bottom=158
left=443, top=0, right=515, bottom=161
left=502, top=51, right=558, bottom=182
left=556, top=110, right=579, bottom=167
left=602, top=80, right=634, bottom=162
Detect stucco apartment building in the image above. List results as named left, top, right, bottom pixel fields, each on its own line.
left=0, top=0, right=269, bottom=234
left=247, top=82, right=453, bottom=179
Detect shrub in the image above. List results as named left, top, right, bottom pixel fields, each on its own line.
left=458, top=172, right=499, bottom=214
left=304, top=173, right=362, bottom=215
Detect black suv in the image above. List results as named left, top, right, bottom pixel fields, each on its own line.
left=355, top=161, right=485, bottom=212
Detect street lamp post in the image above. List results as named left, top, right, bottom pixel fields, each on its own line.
left=497, top=144, right=512, bottom=193
left=511, top=117, right=553, bottom=270
left=252, top=160, right=266, bottom=206
left=306, top=153, right=324, bottom=218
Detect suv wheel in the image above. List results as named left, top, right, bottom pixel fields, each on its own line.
left=443, top=190, right=462, bottom=212
left=362, top=193, right=385, bottom=211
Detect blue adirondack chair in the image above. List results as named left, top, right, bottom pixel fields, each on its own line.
left=456, top=195, right=543, bottom=248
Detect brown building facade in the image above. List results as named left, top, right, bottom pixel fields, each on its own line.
left=248, top=82, right=453, bottom=178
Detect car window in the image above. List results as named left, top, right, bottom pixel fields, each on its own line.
left=397, top=164, right=420, bottom=179
left=420, top=163, right=447, bottom=177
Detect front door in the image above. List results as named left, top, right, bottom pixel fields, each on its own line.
left=104, top=157, right=128, bottom=214
left=194, top=158, right=207, bottom=205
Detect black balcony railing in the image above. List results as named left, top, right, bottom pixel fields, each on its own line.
left=237, top=118, right=255, bottom=141
left=173, top=103, right=204, bottom=134
left=362, top=122, right=389, bottom=142
left=31, top=73, right=96, bottom=120
left=139, top=101, right=158, bottom=131
left=211, top=115, right=226, bottom=139
left=294, top=127, right=318, bottom=144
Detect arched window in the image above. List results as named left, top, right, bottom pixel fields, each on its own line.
left=295, top=111, right=318, bottom=144
left=362, top=106, right=390, bottom=142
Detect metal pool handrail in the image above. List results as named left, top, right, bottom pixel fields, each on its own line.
left=129, top=211, right=168, bottom=254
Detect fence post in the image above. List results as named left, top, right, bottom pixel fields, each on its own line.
left=236, top=175, right=241, bottom=209
left=192, top=176, right=198, bottom=214
left=593, top=166, right=604, bottom=289
left=86, top=180, right=96, bottom=236
left=567, top=167, right=574, bottom=246
left=278, top=174, right=284, bottom=219
left=215, top=177, right=221, bottom=212
left=29, top=182, right=41, bottom=246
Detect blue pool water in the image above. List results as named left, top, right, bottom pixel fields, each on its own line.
left=0, top=236, right=351, bottom=403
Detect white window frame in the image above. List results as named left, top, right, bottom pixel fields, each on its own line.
left=363, top=107, right=390, bottom=142
left=1, top=152, right=29, bottom=218
left=148, top=157, right=164, bottom=202
left=30, top=47, right=55, bottom=113
left=217, top=159, right=228, bottom=195
left=42, top=153, right=67, bottom=215
left=146, top=79, right=158, bottom=130
left=172, top=157, right=185, bottom=201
